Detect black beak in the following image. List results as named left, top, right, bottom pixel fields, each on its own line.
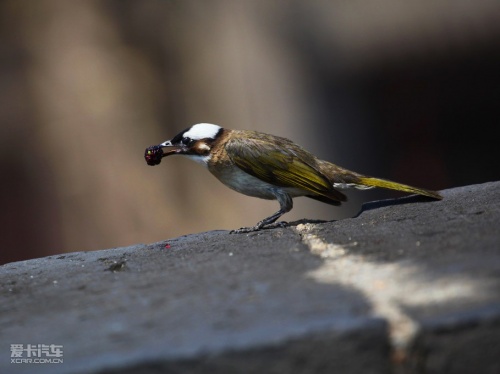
left=144, top=142, right=185, bottom=166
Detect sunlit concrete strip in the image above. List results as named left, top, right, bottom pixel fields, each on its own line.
left=295, top=223, right=486, bottom=351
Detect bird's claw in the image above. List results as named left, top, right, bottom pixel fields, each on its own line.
left=230, top=221, right=288, bottom=234
left=230, top=226, right=260, bottom=234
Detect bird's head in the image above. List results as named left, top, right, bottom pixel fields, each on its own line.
left=145, top=123, right=223, bottom=166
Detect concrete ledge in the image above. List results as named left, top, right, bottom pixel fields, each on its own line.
left=1, top=181, right=499, bottom=374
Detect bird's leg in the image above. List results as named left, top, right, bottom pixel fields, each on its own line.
left=231, top=191, right=292, bottom=234
left=231, top=210, right=285, bottom=234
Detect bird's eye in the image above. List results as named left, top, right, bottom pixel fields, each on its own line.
left=182, top=137, right=191, bottom=145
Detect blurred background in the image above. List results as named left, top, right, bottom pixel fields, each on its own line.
left=1, top=0, right=499, bottom=264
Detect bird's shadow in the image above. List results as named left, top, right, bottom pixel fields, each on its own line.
left=354, top=194, right=436, bottom=217
left=284, top=195, right=436, bottom=228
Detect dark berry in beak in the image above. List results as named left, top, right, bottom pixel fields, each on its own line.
left=145, top=145, right=163, bottom=166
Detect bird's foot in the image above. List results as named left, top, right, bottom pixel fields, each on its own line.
left=268, top=221, right=288, bottom=229
left=230, top=221, right=288, bottom=234
left=230, top=226, right=260, bottom=234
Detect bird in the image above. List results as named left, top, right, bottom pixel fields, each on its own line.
left=145, top=123, right=442, bottom=233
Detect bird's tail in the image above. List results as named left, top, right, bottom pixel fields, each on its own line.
left=356, top=176, right=442, bottom=200
left=317, top=160, right=442, bottom=200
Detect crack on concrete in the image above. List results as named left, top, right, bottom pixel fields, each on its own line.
left=294, top=223, right=486, bottom=356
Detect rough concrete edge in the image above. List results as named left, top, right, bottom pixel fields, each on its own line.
left=97, top=319, right=390, bottom=374
left=405, top=305, right=500, bottom=373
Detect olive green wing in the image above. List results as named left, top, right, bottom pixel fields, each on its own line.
left=225, top=135, right=346, bottom=203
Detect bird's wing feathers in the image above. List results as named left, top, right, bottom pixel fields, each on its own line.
left=225, top=135, right=346, bottom=202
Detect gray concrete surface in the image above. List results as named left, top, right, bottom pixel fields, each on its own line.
left=1, top=181, right=499, bottom=374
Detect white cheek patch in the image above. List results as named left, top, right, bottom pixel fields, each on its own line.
left=197, top=143, right=211, bottom=152
left=184, top=123, right=221, bottom=140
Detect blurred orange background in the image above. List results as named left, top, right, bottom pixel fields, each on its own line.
left=1, top=0, right=499, bottom=264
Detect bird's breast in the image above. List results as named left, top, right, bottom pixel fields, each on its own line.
left=207, top=163, right=303, bottom=200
